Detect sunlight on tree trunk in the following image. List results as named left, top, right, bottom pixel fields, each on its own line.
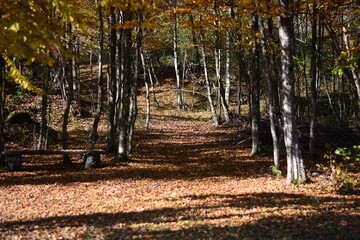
left=173, top=0, right=184, bottom=110
left=279, top=0, right=306, bottom=185
left=200, top=30, right=219, bottom=127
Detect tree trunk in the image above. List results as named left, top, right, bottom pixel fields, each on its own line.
left=231, top=7, right=244, bottom=116
left=309, top=5, right=318, bottom=157
left=200, top=31, right=219, bottom=126
left=173, top=1, right=184, bottom=110
left=89, top=3, right=104, bottom=149
left=115, top=17, right=124, bottom=135
left=260, top=18, right=281, bottom=169
left=37, top=67, right=49, bottom=150
left=106, top=10, right=117, bottom=153
left=73, top=37, right=80, bottom=101
left=145, top=79, right=150, bottom=129
left=250, top=14, right=261, bottom=156
left=117, top=11, right=133, bottom=161
left=127, top=17, right=142, bottom=154
left=225, top=29, right=231, bottom=106
left=141, top=52, right=151, bottom=130
left=279, top=0, right=306, bottom=185
left=149, top=56, right=159, bottom=85
left=62, top=22, right=74, bottom=165
left=0, top=56, right=5, bottom=167
left=214, top=10, right=230, bottom=122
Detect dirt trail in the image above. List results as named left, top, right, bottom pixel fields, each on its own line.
left=1, top=109, right=359, bottom=239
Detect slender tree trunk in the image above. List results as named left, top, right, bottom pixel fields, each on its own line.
left=225, top=29, right=231, bottom=106
left=141, top=52, right=151, bottom=130
left=145, top=79, right=150, bottom=129
left=279, top=0, right=306, bottom=185
left=89, top=48, right=95, bottom=110
left=62, top=22, right=74, bottom=165
left=309, top=5, right=318, bottom=157
left=237, top=51, right=251, bottom=117
left=90, top=48, right=93, bottom=85
left=231, top=8, right=245, bottom=116
left=173, top=1, right=184, bottom=110
left=214, top=11, right=230, bottom=122
left=0, top=56, right=5, bottom=167
left=324, top=76, right=341, bottom=123
left=149, top=57, right=159, bottom=85
left=200, top=31, right=219, bottom=126
left=115, top=17, right=124, bottom=139
left=270, top=18, right=284, bottom=167
left=260, top=18, right=281, bottom=169
left=250, top=14, right=261, bottom=156
left=106, top=10, right=117, bottom=153
left=117, top=11, right=133, bottom=161
left=148, top=64, right=159, bottom=107
left=89, top=3, right=105, bottom=149
left=182, top=50, right=187, bottom=86
left=73, top=37, right=80, bottom=101
left=127, top=17, right=142, bottom=154
left=37, top=68, right=49, bottom=150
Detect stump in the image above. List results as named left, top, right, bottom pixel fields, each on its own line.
left=82, top=152, right=101, bottom=169
left=6, top=154, right=22, bottom=171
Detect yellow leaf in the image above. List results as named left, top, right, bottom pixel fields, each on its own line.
left=9, top=22, right=20, bottom=32
left=2, top=54, right=45, bottom=95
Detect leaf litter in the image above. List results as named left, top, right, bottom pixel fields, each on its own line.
left=1, top=90, right=360, bottom=240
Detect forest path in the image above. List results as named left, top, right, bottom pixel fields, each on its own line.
left=1, top=106, right=359, bottom=239
left=133, top=108, right=266, bottom=180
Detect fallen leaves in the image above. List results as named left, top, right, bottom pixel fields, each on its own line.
left=1, top=94, right=360, bottom=239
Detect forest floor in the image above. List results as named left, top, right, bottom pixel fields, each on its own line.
left=1, top=67, right=360, bottom=239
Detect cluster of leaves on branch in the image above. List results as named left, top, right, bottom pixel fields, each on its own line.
left=0, top=0, right=87, bottom=92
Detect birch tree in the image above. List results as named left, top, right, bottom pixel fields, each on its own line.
left=173, top=0, right=185, bottom=110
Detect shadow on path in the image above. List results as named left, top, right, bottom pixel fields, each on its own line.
left=1, top=192, right=359, bottom=239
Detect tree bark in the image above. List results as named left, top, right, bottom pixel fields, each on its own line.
left=200, top=31, right=219, bottom=126
left=250, top=14, right=261, bottom=156
left=225, top=29, right=231, bottom=106
left=37, top=67, right=49, bottom=150
left=260, top=18, right=281, bottom=169
left=0, top=56, right=5, bottom=167
left=214, top=7, right=230, bottom=122
left=127, top=16, right=142, bottom=154
left=141, top=52, right=151, bottom=130
left=117, top=11, right=133, bottom=161
left=309, top=4, right=318, bottom=157
left=279, top=0, right=306, bottom=185
left=89, top=3, right=105, bottom=149
left=62, top=22, right=74, bottom=165
left=106, top=9, right=117, bottom=153
left=173, top=0, right=184, bottom=110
